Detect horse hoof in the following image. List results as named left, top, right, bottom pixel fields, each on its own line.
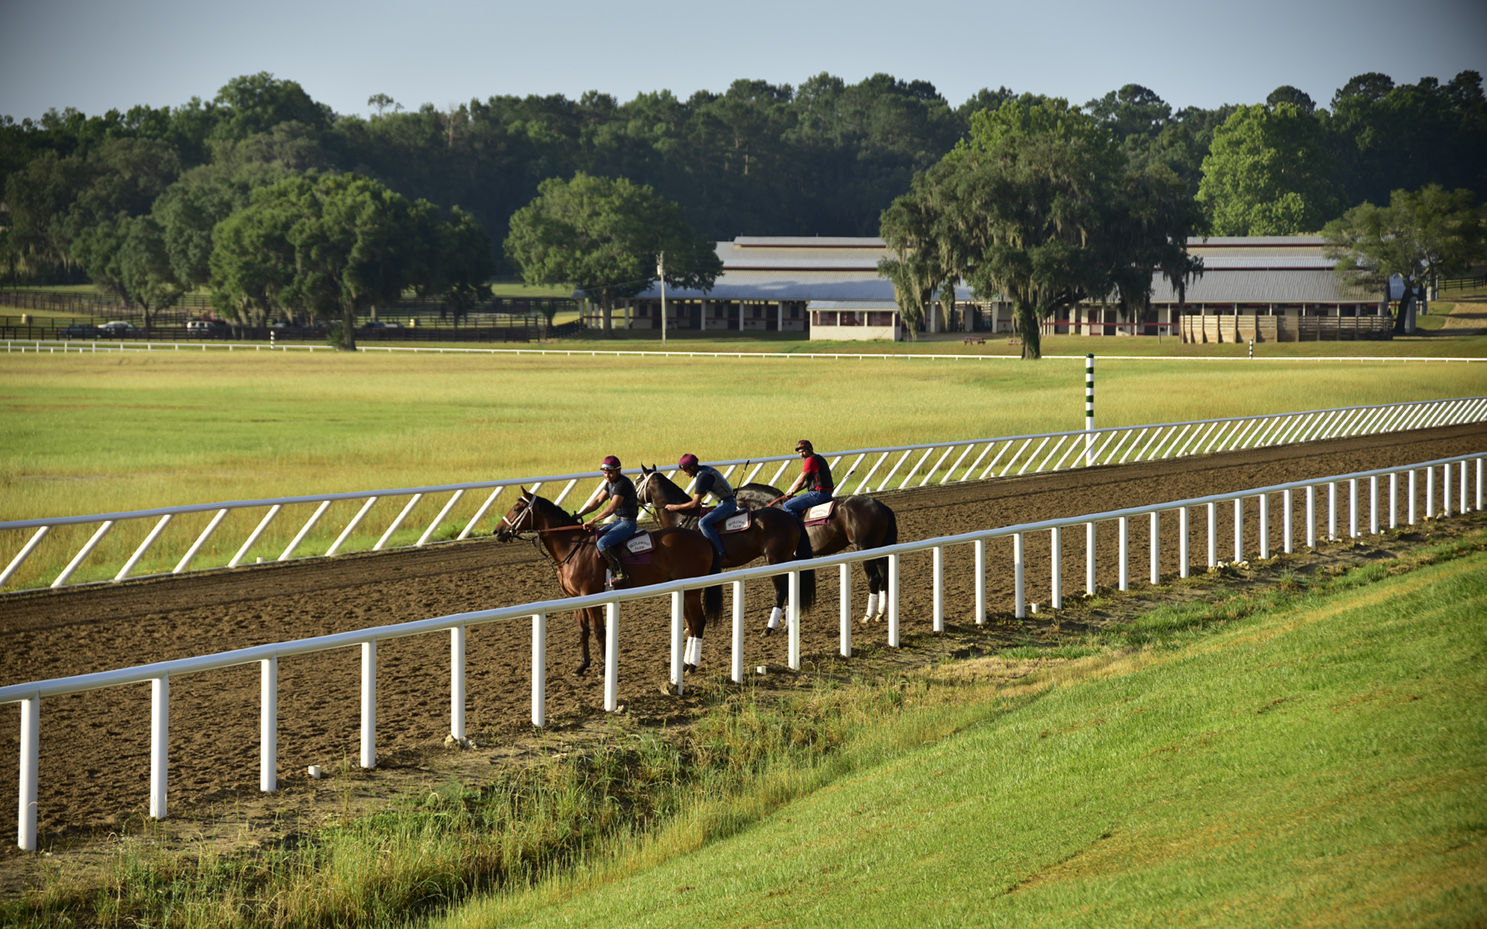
left=683, top=663, right=696, bottom=675
left=763, top=625, right=775, bottom=637
left=574, top=663, right=590, bottom=676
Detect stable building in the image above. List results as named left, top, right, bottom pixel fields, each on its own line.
left=577, top=235, right=1390, bottom=342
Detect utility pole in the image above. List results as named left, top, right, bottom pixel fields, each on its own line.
left=657, top=252, right=667, bottom=345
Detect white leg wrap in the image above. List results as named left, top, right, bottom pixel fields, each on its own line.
left=767, top=606, right=783, bottom=630
left=691, top=637, right=703, bottom=667
left=862, top=593, right=879, bottom=622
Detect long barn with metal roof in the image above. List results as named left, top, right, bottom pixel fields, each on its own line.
left=580, top=235, right=1390, bottom=342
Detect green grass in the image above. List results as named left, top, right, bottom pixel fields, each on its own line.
left=437, top=542, right=1487, bottom=929
left=2, top=350, right=1483, bottom=589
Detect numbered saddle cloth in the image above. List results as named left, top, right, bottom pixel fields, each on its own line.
left=722, top=511, right=752, bottom=533
left=803, top=501, right=837, bottom=526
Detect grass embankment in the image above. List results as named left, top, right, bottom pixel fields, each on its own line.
left=3, top=351, right=1485, bottom=590
left=6, top=528, right=1483, bottom=928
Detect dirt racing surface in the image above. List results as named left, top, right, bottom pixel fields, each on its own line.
left=0, top=423, right=1483, bottom=871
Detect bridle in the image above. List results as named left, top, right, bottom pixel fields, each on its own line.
left=502, top=495, right=590, bottom=567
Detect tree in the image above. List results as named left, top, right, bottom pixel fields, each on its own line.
left=504, top=172, right=721, bottom=332
left=1197, top=102, right=1339, bottom=235
left=211, top=172, right=489, bottom=348
left=891, top=98, right=1199, bottom=359
left=1323, top=185, right=1486, bottom=334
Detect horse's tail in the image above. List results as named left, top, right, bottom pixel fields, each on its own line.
left=865, top=501, right=897, bottom=592
left=704, top=577, right=724, bottom=622
left=793, top=524, right=817, bottom=613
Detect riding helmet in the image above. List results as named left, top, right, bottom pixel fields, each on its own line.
left=678, top=453, right=699, bottom=470
left=601, top=455, right=622, bottom=471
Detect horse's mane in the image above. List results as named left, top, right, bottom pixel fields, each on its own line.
left=528, top=492, right=578, bottom=526
left=639, top=468, right=691, bottom=505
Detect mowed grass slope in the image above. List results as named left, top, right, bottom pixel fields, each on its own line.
left=446, top=552, right=1487, bottom=929
left=2, top=350, right=1483, bottom=588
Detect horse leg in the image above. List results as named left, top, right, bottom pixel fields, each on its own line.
left=683, top=590, right=706, bottom=673
left=763, top=575, right=788, bottom=636
left=574, top=608, right=591, bottom=676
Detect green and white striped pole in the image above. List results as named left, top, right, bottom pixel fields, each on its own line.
left=1084, top=353, right=1094, bottom=466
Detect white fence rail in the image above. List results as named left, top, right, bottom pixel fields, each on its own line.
left=3, top=396, right=1485, bottom=593
left=2, top=451, right=1482, bottom=851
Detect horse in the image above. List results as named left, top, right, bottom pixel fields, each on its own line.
left=494, top=489, right=723, bottom=676
left=636, top=466, right=817, bottom=632
left=749, top=482, right=898, bottom=624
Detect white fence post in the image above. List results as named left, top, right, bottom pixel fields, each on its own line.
left=604, top=602, right=619, bottom=712
left=788, top=571, right=802, bottom=670
left=1150, top=511, right=1161, bottom=585
left=532, top=612, right=546, bottom=728
left=18, top=697, right=37, bottom=851
left=1283, top=489, right=1293, bottom=554
left=671, top=591, right=685, bottom=695
left=451, top=626, right=466, bottom=739
left=151, top=676, right=169, bottom=819
left=1049, top=528, right=1062, bottom=609
left=1207, top=502, right=1218, bottom=568
left=1086, top=522, right=1097, bottom=595
left=1179, top=506, right=1190, bottom=578
left=732, top=581, right=746, bottom=681
left=1118, top=517, right=1129, bottom=591
left=1234, top=498, right=1244, bottom=564
left=1306, top=486, right=1317, bottom=548
left=261, top=657, right=277, bottom=793
left=361, top=642, right=376, bottom=769
left=1013, top=533, right=1026, bottom=618
left=933, top=546, right=945, bottom=632
left=840, top=563, right=852, bottom=657
left=974, top=539, right=987, bottom=625
left=887, top=554, right=900, bottom=648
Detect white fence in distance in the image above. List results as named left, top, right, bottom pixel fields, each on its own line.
left=1, top=451, right=1482, bottom=851
left=4, top=396, right=1485, bottom=594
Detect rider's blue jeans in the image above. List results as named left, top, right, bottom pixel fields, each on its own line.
left=698, top=498, right=737, bottom=554
left=782, top=491, right=831, bottom=519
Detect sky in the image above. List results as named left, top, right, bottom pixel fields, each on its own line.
left=2, top=0, right=1485, bottom=122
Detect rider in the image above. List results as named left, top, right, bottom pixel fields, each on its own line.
left=574, top=455, right=640, bottom=584
left=777, top=439, right=834, bottom=521
left=666, top=453, right=737, bottom=571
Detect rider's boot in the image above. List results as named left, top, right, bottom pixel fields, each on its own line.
left=601, top=546, right=628, bottom=586
left=711, top=547, right=724, bottom=574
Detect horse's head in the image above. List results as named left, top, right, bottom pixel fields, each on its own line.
left=635, top=465, right=683, bottom=506
left=494, top=488, right=538, bottom=542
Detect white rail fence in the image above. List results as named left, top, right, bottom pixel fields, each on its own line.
left=3, top=396, right=1485, bottom=594
left=2, top=452, right=1482, bottom=851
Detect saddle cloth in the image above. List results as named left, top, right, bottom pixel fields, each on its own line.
left=698, top=507, right=752, bottom=533
left=803, top=500, right=837, bottom=526
left=622, top=532, right=655, bottom=558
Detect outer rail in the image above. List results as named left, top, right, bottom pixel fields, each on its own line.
left=3, top=451, right=1481, bottom=851
left=4, top=396, right=1484, bottom=593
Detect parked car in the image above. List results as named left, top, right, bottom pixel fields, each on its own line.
left=58, top=324, right=103, bottom=339
left=98, top=321, right=141, bottom=335
left=186, top=319, right=227, bottom=336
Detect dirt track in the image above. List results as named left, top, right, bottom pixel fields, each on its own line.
left=1, top=423, right=1483, bottom=849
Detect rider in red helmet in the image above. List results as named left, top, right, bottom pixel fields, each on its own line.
left=574, top=455, right=640, bottom=583
left=667, top=453, right=737, bottom=570
left=776, top=439, right=834, bottom=520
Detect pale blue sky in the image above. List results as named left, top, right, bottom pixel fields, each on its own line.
left=3, top=0, right=1484, bottom=121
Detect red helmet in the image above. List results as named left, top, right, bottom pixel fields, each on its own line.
left=795, top=439, right=813, bottom=452
left=678, top=453, right=699, bottom=470
left=601, top=455, right=622, bottom=471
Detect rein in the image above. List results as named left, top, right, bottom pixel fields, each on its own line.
left=504, top=499, right=591, bottom=567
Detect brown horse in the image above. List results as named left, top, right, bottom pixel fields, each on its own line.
left=637, top=466, right=817, bottom=631
left=748, top=482, right=898, bottom=623
left=494, top=489, right=723, bottom=675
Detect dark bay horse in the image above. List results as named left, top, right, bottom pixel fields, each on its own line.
left=636, top=466, right=817, bottom=629
left=494, top=489, right=722, bottom=675
left=750, top=482, right=898, bottom=623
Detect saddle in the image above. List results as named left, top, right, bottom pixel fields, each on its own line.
left=697, top=507, right=752, bottom=533
left=803, top=500, right=837, bottom=527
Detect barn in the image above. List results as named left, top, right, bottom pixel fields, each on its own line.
left=582, top=235, right=1392, bottom=342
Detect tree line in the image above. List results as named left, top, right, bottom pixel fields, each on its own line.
left=1, top=70, right=1483, bottom=349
